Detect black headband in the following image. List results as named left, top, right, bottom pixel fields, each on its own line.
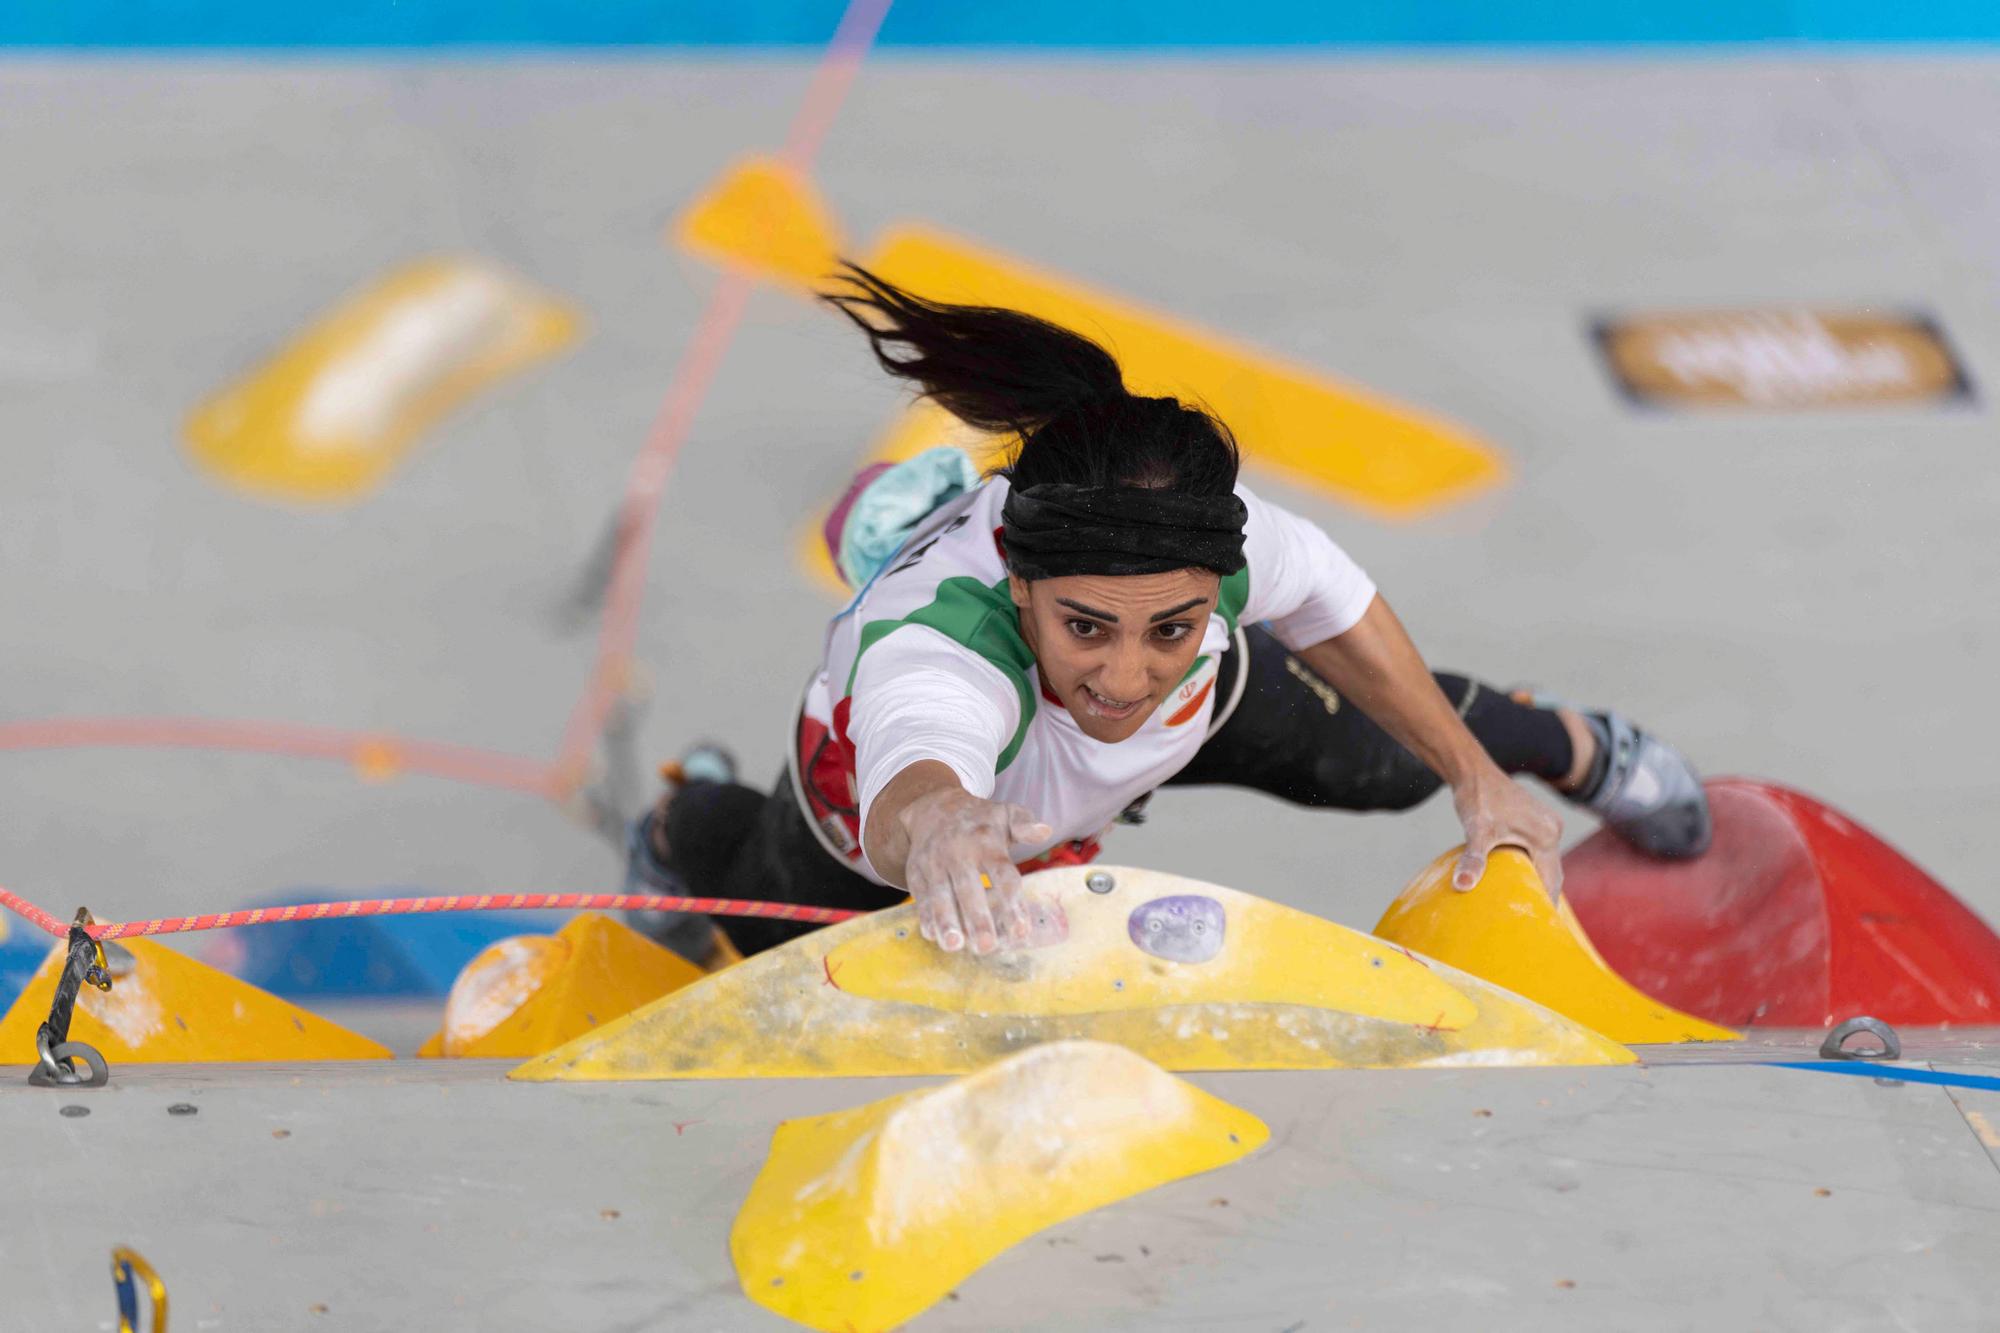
left=1000, top=483, right=1248, bottom=580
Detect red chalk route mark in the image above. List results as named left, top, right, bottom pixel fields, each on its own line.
left=1417, top=1011, right=1461, bottom=1037
left=1389, top=943, right=1431, bottom=969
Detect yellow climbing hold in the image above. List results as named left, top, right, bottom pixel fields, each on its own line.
left=675, top=155, right=843, bottom=288
left=420, top=913, right=704, bottom=1059
left=732, top=1040, right=1266, bottom=1333
left=1373, top=848, right=1739, bottom=1045
left=829, top=877, right=1474, bottom=1027
left=0, top=938, right=389, bottom=1062
left=511, top=864, right=1632, bottom=1081
left=866, top=228, right=1506, bottom=518
left=185, top=256, right=579, bottom=503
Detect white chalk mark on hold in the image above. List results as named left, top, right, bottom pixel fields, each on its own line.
left=799, top=1042, right=1223, bottom=1251
left=81, top=967, right=164, bottom=1046
left=1415, top=1048, right=1537, bottom=1068
left=294, top=267, right=518, bottom=451
left=443, top=935, right=564, bottom=1049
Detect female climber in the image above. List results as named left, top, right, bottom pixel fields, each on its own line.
left=627, top=266, right=1710, bottom=963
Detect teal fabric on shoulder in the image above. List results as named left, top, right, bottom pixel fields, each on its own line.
left=836, top=446, right=983, bottom=589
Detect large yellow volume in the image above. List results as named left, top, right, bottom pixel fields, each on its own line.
left=733, top=1040, right=1267, bottom=1333
left=0, top=938, right=389, bottom=1062
left=417, top=913, right=704, bottom=1059
left=511, top=863, right=1632, bottom=1081
left=186, top=257, right=578, bottom=503
left=1373, top=848, right=1738, bottom=1044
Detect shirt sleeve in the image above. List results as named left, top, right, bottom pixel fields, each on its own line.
left=848, top=624, right=1021, bottom=833
left=1236, top=484, right=1378, bottom=649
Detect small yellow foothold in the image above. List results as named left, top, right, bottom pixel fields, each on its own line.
left=732, top=1041, right=1267, bottom=1333
left=1373, top=847, right=1739, bottom=1044
left=423, top=913, right=704, bottom=1059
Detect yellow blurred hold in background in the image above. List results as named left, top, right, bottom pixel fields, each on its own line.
left=674, top=154, right=1506, bottom=591
left=185, top=257, right=579, bottom=504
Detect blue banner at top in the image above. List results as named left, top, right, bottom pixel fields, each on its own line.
left=6, top=0, right=2000, bottom=49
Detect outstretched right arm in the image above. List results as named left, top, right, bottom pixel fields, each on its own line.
left=847, top=628, right=1048, bottom=956
left=864, top=762, right=1050, bottom=955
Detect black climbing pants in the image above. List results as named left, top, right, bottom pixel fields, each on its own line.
left=661, top=624, right=1574, bottom=955
left=1164, top=626, right=1573, bottom=806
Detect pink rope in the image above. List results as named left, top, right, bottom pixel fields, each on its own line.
left=0, top=2, right=897, bottom=971
left=0, top=885, right=858, bottom=942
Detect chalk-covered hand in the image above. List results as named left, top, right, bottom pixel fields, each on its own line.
left=1450, top=765, right=1564, bottom=901
left=897, top=788, right=1052, bottom=955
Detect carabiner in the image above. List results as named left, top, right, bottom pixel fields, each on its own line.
left=112, top=1245, right=169, bottom=1333
left=25, top=906, right=115, bottom=1087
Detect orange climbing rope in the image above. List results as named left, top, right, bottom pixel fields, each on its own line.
left=0, top=884, right=858, bottom=942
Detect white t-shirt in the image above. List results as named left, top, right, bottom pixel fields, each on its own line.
left=794, top=476, right=1377, bottom=884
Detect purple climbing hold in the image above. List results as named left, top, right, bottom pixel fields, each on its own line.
left=1128, top=895, right=1226, bottom=964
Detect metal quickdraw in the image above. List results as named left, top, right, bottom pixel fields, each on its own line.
left=27, top=907, right=113, bottom=1088
left=112, top=1245, right=169, bottom=1332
